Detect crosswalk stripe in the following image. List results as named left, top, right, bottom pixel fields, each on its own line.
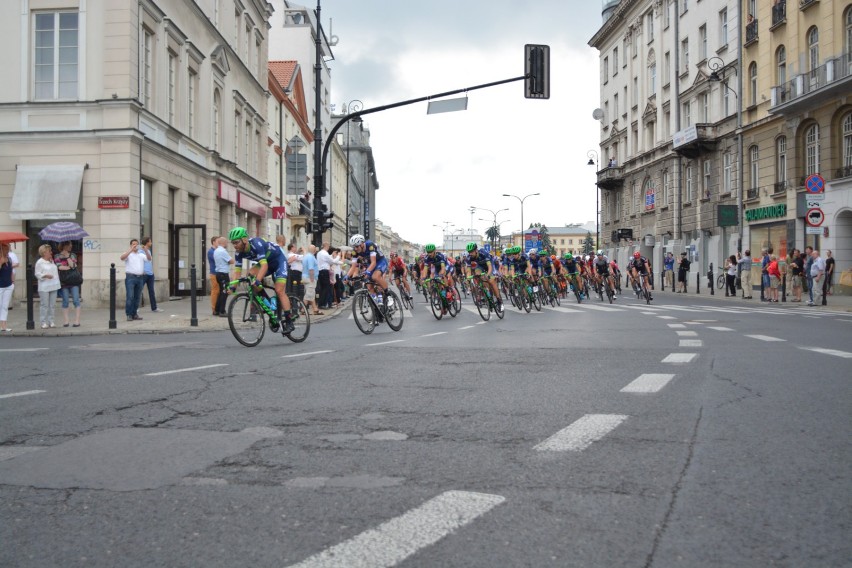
left=745, top=334, right=786, bottom=342
left=534, top=414, right=628, bottom=452
left=621, top=374, right=676, bottom=393
left=287, top=490, right=505, bottom=568
left=662, top=353, right=698, bottom=363
left=707, top=326, right=734, bottom=331
left=679, top=339, right=703, bottom=347
left=676, top=330, right=698, bottom=337
left=543, top=306, right=584, bottom=313
left=574, top=304, right=624, bottom=312
left=798, top=346, right=852, bottom=358
left=0, top=390, right=46, bottom=400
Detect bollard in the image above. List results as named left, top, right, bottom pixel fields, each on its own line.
left=709, top=263, right=715, bottom=296
left=822, top=276, right=828, bottom=306
left=190, top=263, right=198, bottom=327
left=660, top=269, right=665, bottom=292
left=696, top=271, right=700, bottom=294
left=26, top=264, right=35, bottom=330
left=109, top=263, right=117, bottom=329
left=781, top=273, right=787, bottom=302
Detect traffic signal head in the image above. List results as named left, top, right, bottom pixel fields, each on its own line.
left=524, top=44, right=550, bottom=100
left=314, top=205, right=334, bottom=232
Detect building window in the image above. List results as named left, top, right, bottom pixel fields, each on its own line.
left=699, top=24, right=707, bottom=61
left=633, top=181, right=639, bottom=214
left=244, top=119, right=251, bottom=168
left=141, top=28, right=153, bottom=106
left=846, top=7, right=852, bottom=58
left=188, top=69, right=197, bottom=137
left=213, top=89, right=222, bottom=151
left=749, top=62, right=757, bottom=107
left=776, top=136, right=787, bottom=184
left=664, top=51, right=671, bottom=81
left=633, top=77, right=638, bottom=107
left=245, top=23, right=251, bottom=61
left=720, top=9, right=728, bottom=46
left=34, top=11, right=79, bottom=100
left=613, top=47, right=619, bottom=74
left=603, top=56, right=609, bottom=84
left=681, top=0, right=688, bottom=15
left=234, top=6, right=241, bottom=46
left=805, top=123, right=819, bottom=175
left=807, top=27, right=819, bottom=74
left=234, top=110, right=241, bottom=163
left=681, top=38, right=689, bottom=73
left=683, top=101, right=691, bottom=127
left=723, top=152, right=732, bottom=193
left=843, top=114, right=852, bottom=168
left=649, top=63, right=656, bottom=95
left=749, top=145, right=759, bottom=190
left=255, top=127, right=261, bottom=175
left=723, top=80, right=731, bottom=116
left=662, top=169, right=670, bottom=205
left=685, top=164, right=693, bottom=202
left=702, top=93, right=709, bottom=122
left=622, top=38, right=628, bottom=67
left=646, top=121, right=655, bottom=148
left=613, top=93, right=619, bottom=117
left=642, top=178, right=654, bottom=210
left=703, top=160, right=711, bottom=197
left=647, top=12, right=654, bottom=42
left=168, top=52, right=177, bottom=124
left=776, top=46, right=786, bottom=85
left=664, top=0, right=672, bottom=29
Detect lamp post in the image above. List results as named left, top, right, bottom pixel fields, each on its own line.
left=502, top=193, right=540, bottom=250
left=587, top=150, right=599, bottom=249
left=471, top=206, right=508, bottom=247
left=479, top=217, right=511, bottom=249
left=344, top=100, right=363, bottom=242
left=433, top=221, right=452, bottom=249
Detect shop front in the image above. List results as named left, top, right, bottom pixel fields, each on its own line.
left=745, top=203, right=791, bottom=292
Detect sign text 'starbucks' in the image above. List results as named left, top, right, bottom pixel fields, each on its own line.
left=745, top=203, right=786, bottom=223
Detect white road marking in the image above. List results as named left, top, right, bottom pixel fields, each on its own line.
left=366, top=339, right=406, bottom=347
left=621, top=374, right=676, bottom=393
left=458, top=325, right=475, bottom=330
left=0, top=390, right=46, bottom=400
left=683, top=321, right=703, bottom=325
left=745, top=334, right=786, bottom=342
left=534, top=414, right=629, bottom=452
left=679, top=339, right=703, bottom=347
left=657, top=315, right=678, bottom=320
left=144, top=364, right=229, bottom=376
left=676, top=330, right=698, bottom=337
left=662, top=353, right=698, bottom=363
left=578, top=304, right=624, bottom=312
left=799, top=347, right=852, bottom=359
left=544, top=306, right=584, bottom=313
left=707, top=326, right=734, bottom=331
left=0, top=348, right=49, bottom=352
left=641, top=311, right=657, bottom=315
left=667, top=323, right=686, bottom=329
left=287, top=490, right=505, bottom=568
left=282, top=350, right=334, bottom=359
left=476, top=321, right=488, bottom=325
left=421, top=332, right=447, bottom=337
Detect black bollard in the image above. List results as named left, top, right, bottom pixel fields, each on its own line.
left=781, top=272, right=787, bottom=302
left=109, top=263, right=117, bottom=329
left=822, top=276, right=828, bottom=306
left=660, top=269, right=665, bottom=292
left=190, top=263, right=198, bottom=327
left=696, top=271, right=700, bottom=294
left=26, top=264, right=35, bottom=330
left=709, top=263, right=715, bottom=296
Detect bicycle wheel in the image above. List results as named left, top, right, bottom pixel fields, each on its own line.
left=352, top=290, right=376, bottom=334
left=531, top=284, right=542, bottom=311
left=552, top=286, right=561, bottom=306
left=429, top=287, right=444, bottom=320
left=494, top=294, right=505, bottom=319
left=471, top=285, right=490, bottom=321
left=518, top=282, right=532, bottom=313
left=717, top=274, right=725, bottom=289
left=574, top=284, right=583, bottom=304
left=384, top=289, right=405, bottom=331
left=644, top=278, right=652, bottom=304
left=228, top=293, right=265, bottom=347
left=606, top=281, right=614, bottom=304
left=448, top=284, right=461, bottom=317
left=284, top=295, right=310, bottom=343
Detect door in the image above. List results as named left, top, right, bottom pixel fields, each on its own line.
left=171, top=224, right=207, bottom=297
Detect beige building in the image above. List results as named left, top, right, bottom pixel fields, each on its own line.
left=0, top=0, right=274, bottom=306
left=506, top=223, right=597, bottom=256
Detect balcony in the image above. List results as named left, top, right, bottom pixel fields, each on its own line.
left=596, top=165, right=625, bottom=191
left=746, top=188, right=760, bottom=200
left=773, top=180, right=791, bottom=195
left=835, top=165, right=852, bottom=180
left=672, top=124, right=718, bottom=159
left=745, top=19, right=759, bottom=47
left=771, top=1, right=786, bottom=29
left=770, top=54, right=852, bottom=115
left=799, top=0, right=818, bottom=11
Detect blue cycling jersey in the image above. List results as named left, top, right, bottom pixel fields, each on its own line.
left=423, top=252, right=448, bottom=275
left=508, top=254, right=529, bottom=272
left=235, top=237, right=288, bottom=281
left=464, top=250, right=494, bottom=269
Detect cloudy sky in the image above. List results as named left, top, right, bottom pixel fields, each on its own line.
left=317, top=0, right=605, bottom=245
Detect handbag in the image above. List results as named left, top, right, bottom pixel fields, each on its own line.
left=59, top=267, right=83, bottom=287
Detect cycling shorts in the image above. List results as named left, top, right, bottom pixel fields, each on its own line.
left=595, top=265, right=610, bottom=275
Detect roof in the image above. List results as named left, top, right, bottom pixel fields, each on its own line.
left=268, top=61, right=299, bottom=92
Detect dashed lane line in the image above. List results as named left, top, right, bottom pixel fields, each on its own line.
left=282, top=350, right=335, bottom=358
left=745, top=334, right=786, bottom=342
left=676, top=330, right=698, bottom=337
left=679, top=339, right=703, bottom=347
left=621, top=374, right=676, bottom=393
left=533, top=414, right=629, bottom=452
left=662, top=353, right=698, bottom=363
left=799, top=346, right=852, bottom=359
left=0, top=348, right=49, bottom=352
left=458, top=325, right=475, bottom=330
left=144, top=364, right=229, bottom=376
left=287, top=490, right=505, bottom=568
left=421, top=332, right=448, bottom=337
left=0, top=390, right=46, bottom=400
left=657, top=316, right=678, bottom=320
left=365, top=339, right=406, bottom=347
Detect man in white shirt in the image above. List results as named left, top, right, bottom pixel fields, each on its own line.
left=213, top=237, right=234, bottom=316
left=286, top=244, right=303, bottom=298
left=120, top=239, right=149, bottom=321
left=808, top=249, right=826, bottom=306
left=316, top=241, right=334, bottom=309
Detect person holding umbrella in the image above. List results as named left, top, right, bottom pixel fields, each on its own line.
left=55, top=241, right=82, bottom=327
left=0, top=243, right=14, bottom=332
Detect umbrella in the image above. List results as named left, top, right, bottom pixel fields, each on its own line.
left=0, top=231, right=29, bottom=244
left=39, top=222, right=89, bottom=242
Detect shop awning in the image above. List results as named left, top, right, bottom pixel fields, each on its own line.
left=9, top=165, right=86, bottom=220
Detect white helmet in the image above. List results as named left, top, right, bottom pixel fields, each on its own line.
left=528, top=249, right=538, bottom=256
left=349, top=234, right=365, bottom=246
left=596, top=249, right=604, bottom=256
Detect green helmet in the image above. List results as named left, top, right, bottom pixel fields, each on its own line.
left=228, top=227, right=248, bottom=241
left=424, top=244, right=436, bottom=253
left=465, top=242, right=477, bottom=253
left=564, top=253, right=573, bottom=260
left=509, top=246, right=520, bottom=254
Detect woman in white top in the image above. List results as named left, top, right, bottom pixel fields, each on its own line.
left=35, top=244, right=61, bottom=328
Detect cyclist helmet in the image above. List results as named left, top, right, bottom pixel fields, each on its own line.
left=349, top=234, right=366, bottom=246
left=596, top=249, right=604, bottom=256
left=564, top=253, right=573, bottom=261
left=228, top=227, right=248, bottom=241
left=424, top=244, right=436, bottom=253
left=513, top=246, right=522, bottom=254
left=633, top=251, right=641, bottom=258
left=465, top=242, right=477, bottom=253
left=550, top=254, right=557, bottom=261
left=528, top=249, right=538, bottom=256
left=390, top=251, right=398, bottom=257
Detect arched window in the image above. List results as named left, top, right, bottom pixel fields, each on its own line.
left=212, top=89, right=222, bottom=152
left=842, top=114, right=852, bottom=170
left=846, top=7, right=852, bottom=58
left=776, top=46, right=786, bottom=85
left=807, top=27, right=819, bottom=73
left=749, top=145, right=759, bottom=191
left=805, top=123, right=820, bottom=176
left=749, top=62, right=758, bottom=106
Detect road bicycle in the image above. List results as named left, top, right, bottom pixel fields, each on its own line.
left=350, top=276, right=404, bottom=334
left=467, top=275, right=505, bottom=321
left=516, top=273, right=541, bottom=312
left=391, top=273, right=415, bottom=310
left=541, top=275, right=561, bottom=307
left=563, top=273, right=584, bottom=304
left=226, top=277, right=309, bottom=347
left=423, top=277, right=460, bottom=320
left=637, top=271, right=652, bottom=304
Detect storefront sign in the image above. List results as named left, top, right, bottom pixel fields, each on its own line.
left=744, top=203, right=786, bottom=223
left=271, top=206, right=286, bottom=220
left=97, top=196, right=129, bottom=209
left=717, top=205, right=738, bottom=227
left=237, top=192, right=267, bottom=217
left=218, top=180, right=238, bottom=203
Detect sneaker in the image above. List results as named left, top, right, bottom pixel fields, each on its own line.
left=127, top=316, right=134, bottom=322
left=41, top=323, right=48, bottom=329
left=282, top=321, right=296, bottom=334
left=132, top=315, right=143, bottom=320
left=807, top=301, right=814, bottom=306
left=152, top=308, right=165, bottom=313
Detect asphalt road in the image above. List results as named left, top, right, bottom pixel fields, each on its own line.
left=1, top=291, right=850, bottom=567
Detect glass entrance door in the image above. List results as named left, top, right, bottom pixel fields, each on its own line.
left=171, top=224, right=207, bottom=297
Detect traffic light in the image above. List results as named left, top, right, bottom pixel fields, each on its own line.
left=314, top=204, right=334, bottom=233
left=305, top=221, right=314, bottom=234
left=524, top=44, right=550, bottom=99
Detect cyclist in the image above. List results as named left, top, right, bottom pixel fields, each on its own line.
left=229, top=227, right=294, bottom=334
left=389, top=252, right=412, bottom=300
left=593, top=250, right=617, bottom=299
left=562, top=253, right=585, bottom=296
left=629, top=251, right=653, bottom=300
left=421, top=244, right=454, bottom=312
left=347, top=234, right=390, bottom=295
left=464, top=242, right=503, bottom=310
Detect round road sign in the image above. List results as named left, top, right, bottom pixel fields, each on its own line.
left=805, top=173, right=825, bottom=194
left=806, top=207, right=825, bottom=227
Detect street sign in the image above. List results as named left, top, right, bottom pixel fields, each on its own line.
left=805, top=173, right=825, bottom=194
left=806, top=193, right=825, bottom=201
left=806, top=200, right=824, bottom=208
left=271, top=206, right=286, bottom=220
left=806, top=226, right=823, bottom=235
left=806, top=207, right=825, bottom=227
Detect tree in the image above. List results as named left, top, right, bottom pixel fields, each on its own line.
left=485, top=225, right=500, bottom=248
left=582, top=232, right=595, bottom=255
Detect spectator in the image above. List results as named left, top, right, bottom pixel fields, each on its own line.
left=213, top=236, right=234, bottom=316
left=302, top=245, right=321, bottom=315
left=5, top=245, right=19, bottom=311
left=677, top=252, right=691, bottom=293
left=332, top=248, right=345, bottom=305
left=34, top=244, right=60, bottom=329
left=737, top=249, right=754, bottom=299
left=760, top=248, right=772, bottom=301
left=54, top=241, right=82, bottom=327
left=207, top=236, right=219, bottom=317
left=804, top=245, right=815, bottom=304
left=825, top=250, right=835, bottom=295
left=317, top=241, right=333, bottom=310
left=789, top=248, right=804, bottom=302
left=140, top=236, right=164, bottom=313
left=120, top=238, right=147, bottom=321
left=286, top=244, right=303, bottom=298
left=808, top=249, right=825, bottom=306
left=767, top=254, right=781, bottom=302
left=0, top=244, right=14, bottom=332
left=608, top=157, right=617, bottom=167
left=725, top=255, right=737, bottom=297
left=663, top=252, right=675, bottom=290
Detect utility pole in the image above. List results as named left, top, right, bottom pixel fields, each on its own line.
left=311, top=0, right=324, bottom=248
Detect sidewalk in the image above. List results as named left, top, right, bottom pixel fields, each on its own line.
left=1, top=295, right=351, bottom=337
left=645, top=283, right=852, bottom=312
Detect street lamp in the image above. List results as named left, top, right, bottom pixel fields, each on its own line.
left=479, top=217, right=511, bottom=249
left=502, top=193, right=540, bottom=250
left=344, top=100, right=363, bottom=242
left=587, top=149, right=599, bottom=250
left=471, top=206, right=508, bottom=246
